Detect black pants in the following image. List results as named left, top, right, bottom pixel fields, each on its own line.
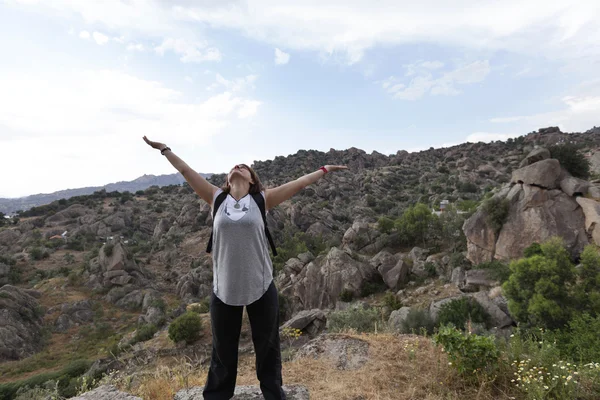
left=203, top=281, right=286, bottom=400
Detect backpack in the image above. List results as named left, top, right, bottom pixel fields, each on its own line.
left=206, top=191, right=278, bottom=256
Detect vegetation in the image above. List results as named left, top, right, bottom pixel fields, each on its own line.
left=481, top=197, right=510, bottom=233
left=168, top=312, right=203, bottom=344
left=549, top=143, right=591, bottom=178
left=437, top=297, right=491, bottom=330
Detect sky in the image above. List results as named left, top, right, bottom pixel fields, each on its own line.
left=1, top=0, right=600, bottom=198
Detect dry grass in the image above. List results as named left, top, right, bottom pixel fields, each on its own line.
left=105, top=332, right=514, bottom=400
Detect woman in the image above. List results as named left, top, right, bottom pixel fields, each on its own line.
left=143, top=136, right=347, bottom=400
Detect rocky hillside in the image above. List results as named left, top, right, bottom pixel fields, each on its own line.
left=2, top=125, right=600, bottom=399
left=0, top=172, right=213, bottom=216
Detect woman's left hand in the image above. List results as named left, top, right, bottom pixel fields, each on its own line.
left=324, top=165, right=349, bottom=173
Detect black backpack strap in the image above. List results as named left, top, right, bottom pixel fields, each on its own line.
left=251, top=193, right=278, bottom=256
left=206, top=191, right=228, bottom=254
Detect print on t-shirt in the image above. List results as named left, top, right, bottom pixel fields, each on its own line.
left=222, top=194, right=251, bottom=221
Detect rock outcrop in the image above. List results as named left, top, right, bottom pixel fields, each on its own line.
left=0, top=285, right=45, bottom=361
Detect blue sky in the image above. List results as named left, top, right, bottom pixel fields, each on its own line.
left=1, top=0, right=599, bottom=198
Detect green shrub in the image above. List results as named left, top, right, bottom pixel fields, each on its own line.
left=503, top=237, right=575, bottom=329
left=549, top=143, right=591, bottom=179
left=481, top=197, right=509, bottom=233
left=395, top=203, right=437, bottom=247
left=437, top=297, right=491, bottom=330
left=400, top=308, right=436, bottom=335
left=457, top=181, right=478, bottom=193
left=574, top=244, right=600, bottom=315
left=555, top=313, right=600, bottom=363
left=328, top=307, right=381, bottom=333
left=433, top=325, right=499, bottom=379
left=523, top=242, right=542, bottom=258
left=473, top=260, right=510, bottom=283
left=377, top=217, right=394, bottom=234
left=103, top=243, right=114, bottom=257
left=168, top=311, right=203, bottom=344
left=360, top=274, right=387, bottom=297
left=339, top=289, right=354, bottom=302
left=132, top=324, right=158, bottom=344
left=29, top=247, right=49, bottom=261
left=149, top=298, right=167, bottom=313
left=383, top=292, right=402, bottom=311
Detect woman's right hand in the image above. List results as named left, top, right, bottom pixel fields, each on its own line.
left=143, top=136, right=167, bottom=151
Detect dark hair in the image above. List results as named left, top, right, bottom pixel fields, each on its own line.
left=222, top=164, right=264, bottom=195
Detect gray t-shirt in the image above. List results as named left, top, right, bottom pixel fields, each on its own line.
left=211, top=189, right=274, bottom=306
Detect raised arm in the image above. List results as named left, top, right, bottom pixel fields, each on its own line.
left=143, top=136, right=219, bottom=205
left=265, top=165, right=347, bottom=210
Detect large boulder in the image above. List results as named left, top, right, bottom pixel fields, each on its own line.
left=294, top=334, right=370, bottom=371
left=576, top=197, right=600, bottom=246
left=511, top=159, right=562, bottom=189
left=463, top=208, right=497, bottom=264
left=495, top=185, right=588, bottom=260
left=280, top=309, right=326, bottom=336
left=175, top=385, right=310, bottom=400
left=281, top=247, right=376, bottom=312
left=342, top=221, right=372, bottom=252
left=176, top=267, right=213, bottom=303
left=71, top=385, right=141, bottom=400
left=0, top=285, right=45, bottom=361
left=369, top=251, right=407, bottom=289
left=470, top=291, right=513, bottom=328
left=560, top=175, right=589, bottom=197
left=54, top=300, right=95, bottom=332
left=388, top=307, right=411, bottom=332
left=519, top=147, right=551, bottom=168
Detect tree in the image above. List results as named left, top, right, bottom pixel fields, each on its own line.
left=549, top=143, right=591, bottom=179
left=574, top=245, right=600, bottom=315
left=0, top=212, right=5, bottom=227
left=395, top=203, right=436, bottom=247
left=503, top=237, right=575, bottom=329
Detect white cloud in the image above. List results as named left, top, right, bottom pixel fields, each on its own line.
left=0, top=69, right=260, bottom=140
left=491, top=95, right=600, bottom=133
left=11, top=1, right=600, bottom=65
left=126, top=43, right=145, bottom=52
left=466, top=132, right=520, bottom=143
left=92, top=31, right=109, bottom=45
left=112, top=36, right=125, bottom=44
left=155, top=38, right=221, bottom=63
left=207, top=74, right=258, bottom=92
left=184, top=76, right=194, bottom=83
left=381, top=60, right=490, bottom=100
left=274, top=48, right=290, bottom=65
left=79, top=30, right=90, bottom=40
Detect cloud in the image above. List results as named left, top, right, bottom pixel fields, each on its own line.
left=491, top=95, right=600, bottom=133
left=126, top=43, right=145, bottom=52
left=11, top=1, right=600, bottom=65
left=381, top=60, right=490, bottom=100
left=274, top=48, right=290, bottom=65
left=155, top=38, right=221, bottom=63
left=79, top=30, right=90, bottom=39
left=206, top=74, right=258, bottom=92
left=184, top=76, right=194, bottom=83
left=0, top=69, right=260, bottom=140
left=92, top=31, right=109, bottom=45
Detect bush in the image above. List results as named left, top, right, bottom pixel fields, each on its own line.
left=457, top=181, right=478, bottom=193
left=328, top=307, right=381, bottom=333
left=395, top=203, right=437, bottom=247
left=383, top=292, right=402, bottom=311
left=503, top=237, right=575, bottom=329
left=103, top=243, right=114, bottom=257
left=433, top=325, right=499, bottom=379
left=29, top=247, right=49, bottom=261
left=549, top=143, right=591, bottom=179
left=168, top=311, right=203, bottom=344
left=132, top=324, right=158, bottom=344
left=473, top=260, right=510, bottom=283
left=523, top=242, right=542, bottom=258
left=437, top=297, right=491, bottom=330
left=481, top=197, right=509, bottom=233
left=377, top=216, right=394, bottom=234
left=339, top=289, right=354, bottom=302
left=574, top=244, right=600, bottom=315
left=400, top=308, right=436, bottom=335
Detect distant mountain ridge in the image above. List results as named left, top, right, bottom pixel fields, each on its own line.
left=0, top=172, right=213, bottom=215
